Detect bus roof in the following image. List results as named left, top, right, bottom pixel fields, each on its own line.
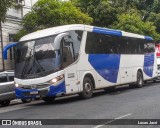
left=19, top=24, right=153, bottom=42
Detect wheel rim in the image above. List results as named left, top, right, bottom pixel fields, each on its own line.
left=84, top=82, right=92, bottom=94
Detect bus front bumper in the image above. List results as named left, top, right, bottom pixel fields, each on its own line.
left=15, top=81, right=66, bottom=99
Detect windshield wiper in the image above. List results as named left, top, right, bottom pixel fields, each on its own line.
left=32, top=55, right=45, bottom=74
left=21, top=48, right=46, bottom=78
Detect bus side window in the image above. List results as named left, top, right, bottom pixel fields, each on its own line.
left=62, top=37, right=75, bottom=68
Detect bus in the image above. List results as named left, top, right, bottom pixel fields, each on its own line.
left=156, top=43, right=160, bottom=79
left=3, top=24, right=157, bottom=103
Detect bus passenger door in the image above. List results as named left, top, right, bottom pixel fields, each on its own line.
left=61, top=36, right=79, bottom=94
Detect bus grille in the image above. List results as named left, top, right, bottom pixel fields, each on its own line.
left=21, top=83, right=50, bottom=89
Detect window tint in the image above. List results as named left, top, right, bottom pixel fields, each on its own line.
left=85, top=32, right=118, bottom=54
left=85, top=32, right=154, bottom=54
left=120, top=37, right=145, bottom=54
left=62, top=36, right=75, bottom=68
left=68, top=30, right=83, bottom=60
left=35, top=36, right=57, bottom=60
left=8, top=73, right=14, bottom=81
left=61, top=30, right=83, bottom=68
left=144, top=40, right=155, bottom=53
left=0, top=74, right=8, bottom=83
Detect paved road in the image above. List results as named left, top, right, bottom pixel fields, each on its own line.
left=0, top=81, right=160, bottom=128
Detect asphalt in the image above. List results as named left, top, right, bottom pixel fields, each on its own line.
left=0, top=81, right=160, bottom=128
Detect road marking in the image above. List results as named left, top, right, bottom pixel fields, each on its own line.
left=94, top=113, right=132, bottom=128
left=115, top=113, right=131, bottom=119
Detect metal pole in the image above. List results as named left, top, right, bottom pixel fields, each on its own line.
left=0, top=22, right=5, bottom=71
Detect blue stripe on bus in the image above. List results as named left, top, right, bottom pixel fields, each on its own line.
left=88, top=54, right=121, bottom=83
left=143, top=53, right=154, bottom=77
left=47, top=80, right=66, bottom=96
left=93, top=27, right=122, bottom=36
left=145, top=36, right=153, bottom=41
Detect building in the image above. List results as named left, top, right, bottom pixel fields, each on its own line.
left=0, top=0, right=38, bottom=71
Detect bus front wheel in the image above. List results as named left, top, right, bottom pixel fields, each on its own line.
left=79, top=77, right=93, bottom=99
left=42, top=97, right=55, bottom=103
left=0, top=100, right=10, bottom=106
left=21, top=98, right=32, bottom=103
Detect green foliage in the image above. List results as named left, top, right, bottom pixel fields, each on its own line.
left=112, top=12, right=159, bottom=40
left=72, top=0, right=160, bottom=40
left=16, top=0, right=160, bottom=41
left=20, top=0, right=92, bottom=33
left=72, top=0, right=118, bottom=27
left=13, top=29, right=28, bottom=42
left=152, top=0, right=160, bottom=13
left=0, top=0, right=14, bottom=22
left=147, top=12, right=160, bottom=33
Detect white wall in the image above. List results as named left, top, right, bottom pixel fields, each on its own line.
left=0, top=0, right=38, bottom=70
left=23, top=0, right=38, bottom=16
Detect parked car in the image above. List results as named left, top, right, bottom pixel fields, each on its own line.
left=0, top=71, right=32, bottom=106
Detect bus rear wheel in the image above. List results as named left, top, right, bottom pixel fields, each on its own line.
left=42, top=97, right=55, bottom=103
left=136, top=71, right=143, bottom=88
left=79, top=77, right=93, bottom=99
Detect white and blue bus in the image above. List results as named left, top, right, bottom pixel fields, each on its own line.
left=3, top=24, right=157, bottom=103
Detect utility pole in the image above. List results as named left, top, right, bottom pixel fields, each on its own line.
left=0, top=22, right=5, bottom=71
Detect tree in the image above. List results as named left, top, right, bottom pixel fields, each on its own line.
left=147, top=12, right=160, bottom=33
left=71, top=0, right=118, bottom=27
left=0, top=0, right=14, bottom=22
left=152, top=0, right=160, bottom=13
left=15, top=0, right=92, bottom=40
left=111, top=11, right=160, bottom=40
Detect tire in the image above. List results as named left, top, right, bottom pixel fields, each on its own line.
left=79, top=77, right=94, bottom=99
left=21, top=98, right=32, bottom=103
left=136, top=70, right=143, bottom=88
left=1, top=100, right=10, bottom=106
left=42, top=97, right=55, bottom=103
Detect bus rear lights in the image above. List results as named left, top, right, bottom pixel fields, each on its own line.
left=50, top=74, right=64, bottom=85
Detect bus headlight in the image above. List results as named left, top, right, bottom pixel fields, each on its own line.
left=50, top=74, right=64, bottom=85
left=14, top=82, right=23, bottom=88
left=15, top=83, right=19, bottom=88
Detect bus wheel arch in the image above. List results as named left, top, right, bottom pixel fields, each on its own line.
left=84, top=74, right=95, bottom=89
left=79, top=73, right=95, bottom=99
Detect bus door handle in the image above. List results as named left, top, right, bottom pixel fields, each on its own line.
left=125, top=71, right=127, bottom=74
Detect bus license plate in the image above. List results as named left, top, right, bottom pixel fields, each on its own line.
left=30, top=91, right=38, bottom=95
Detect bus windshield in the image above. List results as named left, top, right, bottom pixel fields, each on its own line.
left=15, top=35, right=61, bottom=79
